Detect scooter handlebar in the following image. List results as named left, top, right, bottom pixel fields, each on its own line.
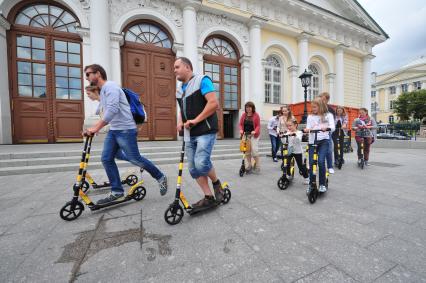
left=306, top=128, right=331, bottom=133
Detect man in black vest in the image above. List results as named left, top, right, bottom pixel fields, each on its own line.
left=174, top=57, right=224, bottom=209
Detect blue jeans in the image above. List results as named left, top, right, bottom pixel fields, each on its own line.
left=269, top=135, right=280, bottom=159
left=309, top=139, right=328, bottom=186
left=102, top=129, right=164, bottom=194
left=186, top=133, right=216, bottom=179
left=326, top=134, right=334, bottom=169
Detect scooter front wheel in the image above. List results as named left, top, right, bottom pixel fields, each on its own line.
left=222, top=187, right=231, bottom=204
left=239, top=166, right=245, bottom=177
left=308, top=186, right=318, bottom=204
left=60, top=201, right=84, bottom=221
left=126, top=174, right=138, bottom=186
left=164, top=204, right=184, bottom=225
left=277, top=177, right=290, bottom=190
left=132, top=186, right=146, bottom=201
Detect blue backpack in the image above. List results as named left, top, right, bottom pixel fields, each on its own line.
left=122, top=88, right=147, bottom=124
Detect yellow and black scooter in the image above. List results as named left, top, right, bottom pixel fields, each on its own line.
left=59, top=134, right=147, bottom=221
left=81, top=170, right=140, bottom=193
left=277, top=133, right=295, bottom=190
left=164, top=140, right=231, bottom=225
left=239, top=132, right=252, bottom=177
left=306, top=129, right=331, bottom=204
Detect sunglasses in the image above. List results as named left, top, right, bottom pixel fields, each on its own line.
left=85, top=71, right=96, bottom=77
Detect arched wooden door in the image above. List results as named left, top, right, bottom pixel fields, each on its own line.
left=121, top=21, right=176, bottom=140
left=7, top=2, right=84, bottom=143
left=203, top=36, right=241, bottom=139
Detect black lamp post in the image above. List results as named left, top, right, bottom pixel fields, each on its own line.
left=299, top=69, right=313, bottom=124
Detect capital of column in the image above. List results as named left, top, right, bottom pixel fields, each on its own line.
left=180, top=0, right=202, bottom=11
left=110, top=32, right=124, bottom=46
left=248, top=16, right=267, bottom=29
left=287, top=65, right=299, bottom=77
left=0, top=14, right=11, bottom=30
left=297, top=32, right=313, bottom=43
left=334, top=44, right=348, bottom=53
left=239, top=55, right=251, bottom=68
left=172, top=42, right=184, bottom=55
left=325, top=73, right=336, bottom=82
left=363, top=53, right=375, bottom=62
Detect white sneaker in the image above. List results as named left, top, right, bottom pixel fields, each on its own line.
left=328, top=168, right=335, bottom=174
left=303, top=178, right=309, bottom=185
left=319, top=185, right=327, bottom=193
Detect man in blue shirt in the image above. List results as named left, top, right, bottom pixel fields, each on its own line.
left=174, top=57, right=224, bottom=209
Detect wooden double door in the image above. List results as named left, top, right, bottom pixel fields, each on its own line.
left=121, top=44, right=176, bottom=140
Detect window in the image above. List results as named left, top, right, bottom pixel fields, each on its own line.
left=204, top=37, right=237, bottom=59
left=414, top=81, right=421, bottom=90
left=401, top=84, right=408, bottom=93
left=390, top=86, right=396, bottom=94
left=264, top=55, right=282, bottom=104
left=390, top=100, right=395, bottom=110
left=389, top=115, right=394, bottom=123
left=308, top=64, right=320, bottom=100
left=371, top=91, right=376, bottom=98
left=124, top=23, right=171, bottom=48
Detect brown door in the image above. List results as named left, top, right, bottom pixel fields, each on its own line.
left=121, top=44, right=176, bottom=140
left=9, top=32, right=84, bottom=143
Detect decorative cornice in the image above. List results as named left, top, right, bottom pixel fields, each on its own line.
left=0, top=14, right=11, bottom=30
left=239, top=55, right=251, bottom=66
left=297, top=32, right=314, bottom=42
left=248, top=15, right=268, bottom=28
left=334, top=44, right=349, bottom=52
left=110, top=32, right=124, bottom=45
left=75, top=27, right=90, bottom=38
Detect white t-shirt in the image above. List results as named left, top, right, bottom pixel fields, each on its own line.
left=306, top=113, right=335, bottom=144
left=288, top=130, right=304, bottom=154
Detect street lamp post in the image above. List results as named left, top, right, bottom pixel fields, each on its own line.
left=298, top=69, right=313, bottom=124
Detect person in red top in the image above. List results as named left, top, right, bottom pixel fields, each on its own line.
left=239, top=101, right=261, bottom=173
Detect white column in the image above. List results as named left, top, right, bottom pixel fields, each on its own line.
left=239, top=56, right=251, bottom=105
left=408, top=83, right=414, bottom=92
left=197, top=47, right=207, bottom=75
left=297, top=32, right=310, bottom=103
left=182, top=1, right=200, bottom=73
left=384, top=88, right=390, bottom=111
left=362, top=54, right=374, bottom=110
left=110, top=33, right=124, bottom=85
left=0, top=15, right=12, bottom=144
left=395, top=85, right=401, bottom=97
left=421, top=81, right=426, bottom=90
left=326, top=73, right=336, bottom=104
left=287, top=65, right=299, bottom=104
left=90, top=0, right=110, bottom=73
left=249, top=16, right=266, bottom=115
left=173, top=43, right=184, bottom=130
left=334, top=44, right=345, bottom=106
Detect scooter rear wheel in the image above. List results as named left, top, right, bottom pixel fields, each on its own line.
left=126, top=174, right=138, bottom=186
left=222, top=187, right=231, bottom=204
left=277, top=177, right=290, bottom=190
left=164, top=204, right=184, bottom=225
left=60, top=201, right=84, bottom=221
left=337, top=160, right=343, bottom=170
left=308, top=186, right=318, bottom=204
left=132, top=186, right=146, bottom=201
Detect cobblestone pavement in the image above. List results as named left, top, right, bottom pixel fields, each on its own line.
left=1, top=147, right=425, bottom=282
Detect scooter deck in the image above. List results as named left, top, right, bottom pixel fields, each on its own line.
left=187, top=202, right=219, bottom=215
left=91, top=179, right=130, bottom=189
left=89, top=195, right=134, bottom=211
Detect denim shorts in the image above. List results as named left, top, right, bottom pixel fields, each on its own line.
left=185, top=133, right=216, bottom=179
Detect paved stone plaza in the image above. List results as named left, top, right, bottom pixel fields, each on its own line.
left=1, top=146, right=426, bottom=282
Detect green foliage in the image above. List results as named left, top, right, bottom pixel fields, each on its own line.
left=393, top=90, right=426, bottom=121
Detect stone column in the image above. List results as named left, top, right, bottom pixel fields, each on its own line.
left=287, top=65, right=299, bottom=104
left=384, top=88, right=390, bottom=111
left=249, top=16, right=266, bottom=115
left=334, top=44, right=345, bottom=106
left=239, top=56, right=251, bottom=105
left=181, top=0, right=201, bottom=73
left=362, top=54, right=375, bottom=111
left=326, top=73, right=336, bottom=104
left=297, top=33, right=310, bottom=102
left=0, top=15, right=12, bottom=144
left=90, top=0, right=111, bottom=73
left=110, top=32, right=124, bottom=86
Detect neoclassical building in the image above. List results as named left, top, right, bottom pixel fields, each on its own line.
left=0, top=0, right=388, bottom=144
left=371, top=56, right=426, bottom=124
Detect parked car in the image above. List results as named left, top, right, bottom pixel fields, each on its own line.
left=377, top=133, right=395, bottom=139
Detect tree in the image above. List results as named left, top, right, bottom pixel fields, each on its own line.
left=393, top=90, right=426, bottom=121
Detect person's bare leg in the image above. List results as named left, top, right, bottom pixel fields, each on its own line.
left=195, top=176, right=213, bottom=196
left=207, top=167, right=218, bottom=183
left=245, top=154, right=252, bottom=170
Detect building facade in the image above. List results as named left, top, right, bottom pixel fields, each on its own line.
left=371, top=56, right=426, bottom=124
left=0, top=0, right=388, bottom=144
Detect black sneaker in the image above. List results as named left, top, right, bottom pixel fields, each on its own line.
left=192, top=196, right=216, bottom=209
left=97, top=193, right=124, bottom=205
left=213, top=180, right=224, bottom=203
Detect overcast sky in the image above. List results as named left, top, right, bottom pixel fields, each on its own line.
left=357, top=0, right=426, bottom=74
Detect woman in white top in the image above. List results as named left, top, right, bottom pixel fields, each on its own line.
left=303, top=97, right=335, bottom=193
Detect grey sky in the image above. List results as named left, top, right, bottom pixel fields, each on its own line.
left=358, top=0, right=426, bottom=74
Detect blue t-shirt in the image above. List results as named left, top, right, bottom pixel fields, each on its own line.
left=181, top=76, right=215, bottom=95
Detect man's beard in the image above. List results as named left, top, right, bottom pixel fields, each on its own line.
left=89, top=78, right=99, bottom=86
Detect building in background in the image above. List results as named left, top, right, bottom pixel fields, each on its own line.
left=0, top=0, right=388, bottom=144
left=371, top=56, right=426, bottom=124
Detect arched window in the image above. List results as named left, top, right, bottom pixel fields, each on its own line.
left=204, top=37, right=237, bottom=59
left=308, top=64, right=321, bottom=101
left=124, top=23, right=171, bottom=48
left=264, top=55, right=282, bottom=104
left=8, top=2, right=83, bottom=143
